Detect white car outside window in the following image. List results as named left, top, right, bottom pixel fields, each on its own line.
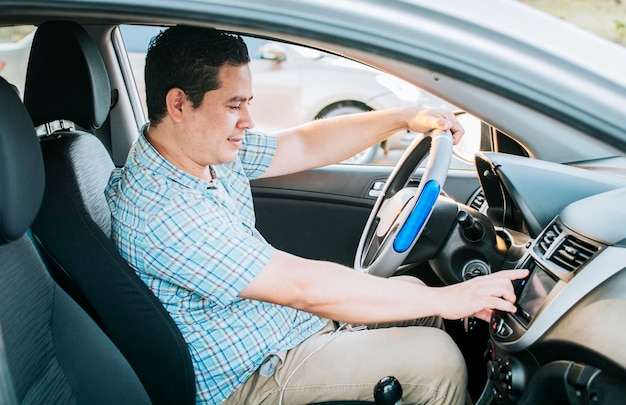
left=119, top=25, right=452, bottom=165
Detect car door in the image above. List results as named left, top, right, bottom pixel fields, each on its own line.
left=251, top=165, right=483, bottom=268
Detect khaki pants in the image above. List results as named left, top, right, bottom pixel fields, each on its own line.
left=224, top=278, right=468, bottom=405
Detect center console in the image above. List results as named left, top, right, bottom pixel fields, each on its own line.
left=480, top=218, right=608, bottom=403
left=491, top=257, right=563, bottom=341
left=474, top=180, right=626, bottom=404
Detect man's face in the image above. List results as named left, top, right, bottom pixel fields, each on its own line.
left=178, top=63, right=255, bottom=168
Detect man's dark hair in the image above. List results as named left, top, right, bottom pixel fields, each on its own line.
left=145, top=25, right=250, bottom=125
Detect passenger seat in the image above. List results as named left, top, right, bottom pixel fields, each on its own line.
left=0, top=75, right=151, bottom=405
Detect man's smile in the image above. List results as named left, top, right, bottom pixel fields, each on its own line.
left=227, top=135, right=244, bottom=148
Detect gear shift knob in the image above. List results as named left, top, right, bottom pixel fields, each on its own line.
left=373, top=376, right=402, bottom=405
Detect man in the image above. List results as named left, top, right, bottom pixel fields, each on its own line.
left=106, top=26, right=528, bottom=404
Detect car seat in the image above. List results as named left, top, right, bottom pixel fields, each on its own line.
left=0, top=75, right=151, bottom=404
left=0, top=325, right=17, bottom=405
left=23, top=21, right=195, bottom=405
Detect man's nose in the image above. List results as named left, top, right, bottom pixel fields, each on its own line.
left=239, top=105, right=255, bottom=129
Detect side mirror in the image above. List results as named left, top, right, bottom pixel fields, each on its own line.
left=259, top=43, right=287, bottom=62
left=453, top=111, right=483, bottom=163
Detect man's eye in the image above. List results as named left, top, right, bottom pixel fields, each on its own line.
left=229, top=105, right=241, bottom=110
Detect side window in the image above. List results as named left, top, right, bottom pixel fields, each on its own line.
left=119, top=25, right=164, bottom=119
left=242, top=37, right=267, bottom=60
left=119, top=25, right=491, bottom=167
left=0, top=25, right=36, bottom=97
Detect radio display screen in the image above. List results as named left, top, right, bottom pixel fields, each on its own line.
left=516, top=261, right=558, bottom=324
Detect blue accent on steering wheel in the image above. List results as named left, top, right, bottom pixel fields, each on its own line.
left=393, top=179, right=440, bottom=253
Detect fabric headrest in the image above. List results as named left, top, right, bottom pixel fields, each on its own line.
left=24, top=21, right=111, bottom=130
left=0, top=77, right=45, bottom=243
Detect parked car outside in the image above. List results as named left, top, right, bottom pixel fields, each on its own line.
left=0, top=24, right=461, bottom=166
left=120, top=25, right=452, bottom=164
left=0, top=29, right=34, bottom=96
left=0, top=24, right=451, bottom=165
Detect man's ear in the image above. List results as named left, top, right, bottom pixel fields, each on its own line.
left=165, top=88, right=186, bottom=122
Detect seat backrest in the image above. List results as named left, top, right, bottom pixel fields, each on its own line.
left=23, top=21, right=195, bottom=405
left=0, top=76, right=151, bottom=405
left=0, top=325, right=17, bottom=405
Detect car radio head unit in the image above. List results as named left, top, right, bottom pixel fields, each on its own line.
left=514, top=259, right=558, bottom=325
left=491, top=258, right=562, bottom=341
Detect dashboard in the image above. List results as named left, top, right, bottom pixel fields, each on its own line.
left=472, top=153, right=626, bottom=404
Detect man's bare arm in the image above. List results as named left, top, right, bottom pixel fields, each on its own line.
left=260, top=106, right=463, bottom=178
left=239, top=250, right=528, bottom=324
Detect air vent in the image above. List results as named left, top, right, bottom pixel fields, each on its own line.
left=469, top=189, right=487, bottom=211
left=549, top=235, right=599, bottom=272
left=536, top=222, right=562, bottom=256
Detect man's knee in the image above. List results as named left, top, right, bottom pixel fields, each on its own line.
left=404, top=326, right=466, bottom=378
left=380, top=326, right=467, bottom=405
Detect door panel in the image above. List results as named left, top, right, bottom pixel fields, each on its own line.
left=251, top=165, right=481, bottom=267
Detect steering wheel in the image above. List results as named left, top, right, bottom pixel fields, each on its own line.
left=354, top=129, right=453, bottom=277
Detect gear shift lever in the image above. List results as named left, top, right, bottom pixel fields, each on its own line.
left=374, top=376, right=402, bottom=405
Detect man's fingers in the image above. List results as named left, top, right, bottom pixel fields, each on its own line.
left=488, top=296, right=517, bottom=313
left=436, top=117, right=453, bottom=130
left=500, top=283, right=517, bottom=304
left=493, top=271, right=527, bottom=303
left=474, top=269, right=529, bottom=305
left=500, top=268, right=530, bottom=281
left=472, top=309, right=493, bottom=323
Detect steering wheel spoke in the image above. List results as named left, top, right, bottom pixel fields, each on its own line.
left=355, top=129, right=453, bottom=277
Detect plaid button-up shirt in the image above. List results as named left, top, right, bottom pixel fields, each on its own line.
left=106, top=129, right=326, bottom=403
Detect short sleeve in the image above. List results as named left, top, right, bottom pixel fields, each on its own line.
left=238, top=130, right=276, bottom=179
